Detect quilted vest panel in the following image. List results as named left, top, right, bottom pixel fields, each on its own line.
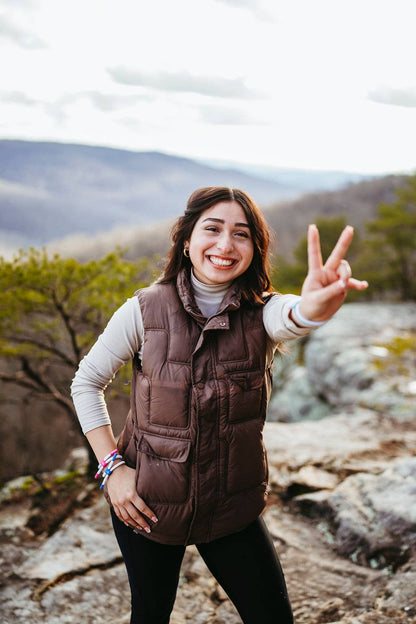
left=117, top=269, right=274, bottom=545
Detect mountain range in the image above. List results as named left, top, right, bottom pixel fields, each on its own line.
left=0, top=140, right=373, bottom=256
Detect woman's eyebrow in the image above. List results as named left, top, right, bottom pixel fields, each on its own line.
left=201, top=217, right=250, bottom=228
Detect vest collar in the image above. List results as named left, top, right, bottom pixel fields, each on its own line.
left=176, top=268, right=243, bottom=327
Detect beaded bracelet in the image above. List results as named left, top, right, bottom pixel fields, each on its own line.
left=290, top=300, right=327, bottom=328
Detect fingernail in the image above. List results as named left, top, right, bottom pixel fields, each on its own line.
left=144, top=527, right=151, bottom=533
left=133, top=528, right=140, bottom=534
left=338, top=279, right=346, bottom=288
left=151, top=516, right=158, bottom=523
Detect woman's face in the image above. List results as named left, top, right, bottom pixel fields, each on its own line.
left=186, top=201, right=254, bottom=285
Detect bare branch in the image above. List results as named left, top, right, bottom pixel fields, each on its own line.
left=21, top=356, right=76, bottom=415
left=2, top=334, right=78, bottom=368
left=0, top=371, right=40, bottom=392
left=51, top=290, right=82, bottom=362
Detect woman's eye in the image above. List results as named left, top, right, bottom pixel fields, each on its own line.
left=205, top=226, right=219, bottom=233
left=235, top=231, right=249, bottom=238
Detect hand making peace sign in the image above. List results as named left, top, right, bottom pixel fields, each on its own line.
left=298, top=224, right=368, bottom=323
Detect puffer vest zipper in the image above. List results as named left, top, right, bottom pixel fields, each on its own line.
left=117, top=269, right=274, bottom=545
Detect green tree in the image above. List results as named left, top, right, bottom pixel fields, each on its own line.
left=0, top=249, right=158, bottom=474
left=272, top=215, right=359, bottom=293
left=357, top=174, right=416, bottom=300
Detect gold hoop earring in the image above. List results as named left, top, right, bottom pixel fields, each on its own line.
left=183, top=248, right=190, bottom=258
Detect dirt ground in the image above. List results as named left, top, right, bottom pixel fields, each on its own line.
left=1, top=481, right=414, bottom=624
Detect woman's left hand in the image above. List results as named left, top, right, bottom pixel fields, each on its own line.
left=298, top=224, right=368, bottom=322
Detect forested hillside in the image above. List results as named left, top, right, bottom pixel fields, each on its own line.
left=263, top=174, right=409, bottom=259
left=48, top=172, right=409, bottom=264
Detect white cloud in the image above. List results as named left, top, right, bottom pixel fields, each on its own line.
left=368, top=86, right=416, bottom=109
left=198, top=105, right=265, bottom=126
left=0, top=13, right=46, bottom=49
left=213, top=0, right=279, bottom=21
left=0, top=0, right=36, bottom=6
left=0, top=90, right=38, bottom=106
left=89, top=92, right=152, bottom=112
left=59, top=91, right=153, bottom=113
left=108, top=68, right=261, bottom=100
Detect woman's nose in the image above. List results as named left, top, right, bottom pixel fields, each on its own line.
left=216, top=232, right=234, bottom=252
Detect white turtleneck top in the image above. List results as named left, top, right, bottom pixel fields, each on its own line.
left=71, top=272, right=311, bottom=434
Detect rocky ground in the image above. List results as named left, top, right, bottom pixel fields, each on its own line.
left=1, top=303, right=415, bottom=624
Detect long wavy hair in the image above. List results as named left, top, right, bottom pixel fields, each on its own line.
left=160, top=187, right=272, bottom=304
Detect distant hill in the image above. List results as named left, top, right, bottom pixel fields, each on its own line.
left=47, top=173, right=409, bottom=264
left=198, top=158, right=370, bottom=194
left=0, top=140, right=291, bottom=253
left=263, top=174, right=409, bottom=258
left=0, top=140, right=371, bottom=255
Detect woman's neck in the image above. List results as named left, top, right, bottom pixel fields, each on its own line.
left=191, top=270, right=233, bottom=318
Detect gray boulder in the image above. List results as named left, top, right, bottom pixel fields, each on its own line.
left=270, top=302, right=416, bottom=422
left=295, top=458, right=416, bottom=569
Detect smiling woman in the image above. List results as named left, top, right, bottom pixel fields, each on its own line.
left=71, top=184, right=368, bottom=624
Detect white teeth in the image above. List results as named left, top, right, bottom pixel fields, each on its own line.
left=209, top=256, right=234, bottom=266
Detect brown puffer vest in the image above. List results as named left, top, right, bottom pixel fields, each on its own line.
left=117, top=269, right=274, bottom=545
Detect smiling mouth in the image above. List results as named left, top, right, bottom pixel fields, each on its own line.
left=208, top=255, right=236, bottom=267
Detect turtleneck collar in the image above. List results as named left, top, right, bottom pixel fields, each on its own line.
left=191, top=269, right=232, bottom=297
left=176, top=268, right=242, bottom=322
left=190, top=270, right=233, bottom=318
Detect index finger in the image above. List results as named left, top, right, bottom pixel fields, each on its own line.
left=324, top=225, right=354, bottom=271
left=307, top=224, right=323, bottom=271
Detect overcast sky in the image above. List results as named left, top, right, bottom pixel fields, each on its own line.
left=1, top=0, right=415, bottom=173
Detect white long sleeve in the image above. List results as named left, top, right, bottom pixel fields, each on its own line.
left=71, top=297, right=144, bottom=434
left=71, top=286, right=312, bottom=434
left=263, top=293, right=312, bottom=343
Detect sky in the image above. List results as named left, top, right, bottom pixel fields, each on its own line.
left=1, top=0, right=416, bottom=174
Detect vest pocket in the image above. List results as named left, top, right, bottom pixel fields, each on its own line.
left=227, top=373, right=265, bottom=422
left=136, top=432, right=191, bottom=504
left=224, top=418, right=268, bottom=495
left=149, top=381, right=191, bottom=429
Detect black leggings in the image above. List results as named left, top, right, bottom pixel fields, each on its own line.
left=111, top=510, right=294, bottom=624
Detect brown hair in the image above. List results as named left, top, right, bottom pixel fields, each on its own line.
left=160, top=187, right=272, bottom=304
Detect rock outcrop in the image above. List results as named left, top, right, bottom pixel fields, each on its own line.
left=269, top=302, right=416, bottom=423
left=295, top=458, right=416, bottom=569
left=1, top=302, right=415, bottom=623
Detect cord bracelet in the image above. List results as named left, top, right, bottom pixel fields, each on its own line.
left=100, top=460, right=126, bottom=489
left=94, top=448, right=119, bottom=478
left=290, top=300, right=327, bottom=328
left=95, top=449, right=125, bottom=489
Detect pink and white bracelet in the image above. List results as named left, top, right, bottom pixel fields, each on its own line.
left=95, top=449, right=118, bottom=479
left=95, top=449, right=125, bottom=490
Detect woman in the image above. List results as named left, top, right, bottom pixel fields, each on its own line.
left=71, top=187, right=368, bottom=624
